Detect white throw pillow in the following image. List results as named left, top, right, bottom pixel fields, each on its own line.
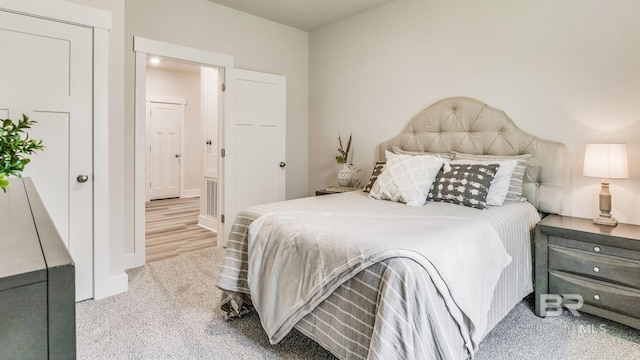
left=369, top=151, right=447, bottom=206
left=450, top=159, right=517, bottom=206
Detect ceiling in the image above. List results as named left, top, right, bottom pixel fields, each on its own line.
left=207, top=0, right=396, bottom=31
left=146, top=0, right=398, bottom=72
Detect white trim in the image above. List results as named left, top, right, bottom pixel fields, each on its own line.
left=126, top=51, right=148, bottom=269
left=134, top=37, right=233, bottom=68
left=93, top=27, right=128, bottom=298
left=218, top=70, right=228, bottom=246
left=198, top=215, right=218, bottom=233
left=178, top=103, right=186, bottom=199
left=0, top=0, right=111, bottom=30
left=94, top=273, right=128, bottom=300
left=144, top=101, right=151, bottom=203
left=182, top=189, right=201, bottom=198
left=147, top=94, right=187, bottom=105
left=131, top=38, right=234, bottom=270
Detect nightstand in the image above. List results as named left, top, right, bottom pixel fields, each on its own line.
left=315, top=186, right=361, bottom=196
left=534, top=215, right=640, bottom=330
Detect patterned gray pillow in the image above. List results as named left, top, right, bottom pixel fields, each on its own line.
left=451, top=152, right=531, bottom=201
left=428, top=164, right=499, bottom=210
left=363, top=162, right=385, bottom=192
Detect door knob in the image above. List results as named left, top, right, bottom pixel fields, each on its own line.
left=206, top=140, right=212, bottom=145
left=279, top=162, right=286, bottom=168
left=77, top=174, right=89, bottom=183
left=175, top=154, right=181, bottom=158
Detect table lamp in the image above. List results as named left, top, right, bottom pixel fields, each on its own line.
left=583, top=144, right=629, bottom=226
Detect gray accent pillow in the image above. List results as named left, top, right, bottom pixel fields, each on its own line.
left=363, top=161, right=385, bottom=193
left=428, top=163, right=500, bottom=210
left=452, top=152, right=532, bottom=201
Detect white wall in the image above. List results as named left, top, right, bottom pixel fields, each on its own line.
left=309, top=0, right=640, bottom=225
left=146, top=66, right=203, bottom=195
left=124, top=0, right=309, bottom=253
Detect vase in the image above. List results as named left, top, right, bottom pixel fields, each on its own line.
left=337, top=164, right=352, bottom=187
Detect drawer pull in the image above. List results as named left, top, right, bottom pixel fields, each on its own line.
left=593, top=266, right=600, bottom=273
left=593, top=246, right=601, bottom=253
left=594, top=294, right=600, bottom=301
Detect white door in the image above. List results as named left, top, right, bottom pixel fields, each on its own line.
left=198, top=67, right=220, bottom=232
left=202, top=67, right=219, bottom=180
left=148, top=102, right=183, bottom=200
left=0, top=10, right=94, bottom=300
left=222, top=69, right=286, bottom=246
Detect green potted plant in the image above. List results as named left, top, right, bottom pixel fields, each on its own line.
left=0, top=114, right=44, bottom=192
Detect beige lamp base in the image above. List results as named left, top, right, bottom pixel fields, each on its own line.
left=594, top=180, right=618, bottom=227
left=593, top=216, right=618, bottom=227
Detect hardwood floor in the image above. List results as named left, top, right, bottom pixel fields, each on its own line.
left=145, top=197, right=216, bottom=263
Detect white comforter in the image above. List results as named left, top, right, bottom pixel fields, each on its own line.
left=247, top=211, right=512, bottom=353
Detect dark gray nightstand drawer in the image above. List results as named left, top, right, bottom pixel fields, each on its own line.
left=549, top=245, right=640, bottom=289
left=550, top=271, right=640, bottom=318
left=549, top=236, right=640, bottom=261
left=535, top=215, right=640, bottom=328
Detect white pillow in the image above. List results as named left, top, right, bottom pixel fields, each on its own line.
left=390, top=145, right=455, bottom=160
left=369, top=151, right=447, bottom=206
left=450, top=159, right=517, bottom=206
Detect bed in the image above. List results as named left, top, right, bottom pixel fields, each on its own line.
left=216, top=97, right=567, bottom=360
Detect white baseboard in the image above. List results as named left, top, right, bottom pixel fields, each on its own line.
left=198, top=214, right=217, bottom=233
left=123, top=252, right=145, bottom=270
left=94, top=273, right=128, bottom=300
left=182, top=188, right=201, bottom=198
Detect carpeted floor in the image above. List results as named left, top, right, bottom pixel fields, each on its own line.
left=77, top=247, right=640, bottom=359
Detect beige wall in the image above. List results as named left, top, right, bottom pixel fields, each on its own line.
left=309, top=0, right=640, bottom=225
left=125, top=0, right=309, bottom=196
left=123, top=0, right=309, bottom=253
left=146, top=66, right=203, bottom=194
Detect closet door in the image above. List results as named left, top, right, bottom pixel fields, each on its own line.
left=0, top=10, right=94, bottom=301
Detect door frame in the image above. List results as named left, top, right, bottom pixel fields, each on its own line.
left=129, top=37, right=233, bottom=269
left=145, top=95, right=187, bottom=202
left=0, top=0, right=128, bottom=299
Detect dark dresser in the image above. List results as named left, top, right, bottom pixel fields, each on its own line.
left=534, top=214, right=640, bottom=330
left=0, top=178, right=76, bottom=359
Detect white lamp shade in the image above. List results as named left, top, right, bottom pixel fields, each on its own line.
left=583, top=144, right=629, bottom=179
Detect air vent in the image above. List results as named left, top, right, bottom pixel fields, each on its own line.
left=206, top=178, right=218, bottom=218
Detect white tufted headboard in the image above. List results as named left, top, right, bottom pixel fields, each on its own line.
left=379, top=97, right=567, bottom=214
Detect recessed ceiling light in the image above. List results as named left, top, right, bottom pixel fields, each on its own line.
left=149, top=57, right=161, bottom=65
